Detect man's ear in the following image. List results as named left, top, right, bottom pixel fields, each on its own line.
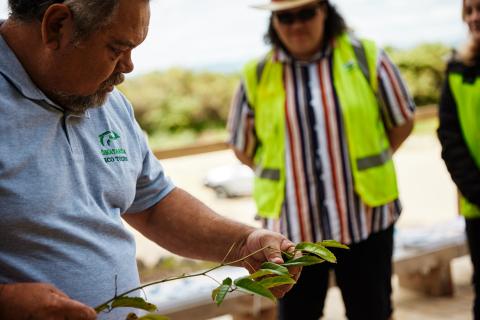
left=41, top=4, right=74, bottom=50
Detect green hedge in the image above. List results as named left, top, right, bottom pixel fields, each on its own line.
left=119, top=43, right=452, bottom=149
left=386, top=43, right=451, bottom=106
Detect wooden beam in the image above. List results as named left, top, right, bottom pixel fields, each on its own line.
left=152, top=105, right=437, bottom=160
left=154, top=141, right=229, bottom=159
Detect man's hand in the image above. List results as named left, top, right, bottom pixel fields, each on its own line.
left=0, top=283, right=97, bottom=320
left=236, top=229, right=301, bottom=298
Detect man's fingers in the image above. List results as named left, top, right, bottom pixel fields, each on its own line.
left=0, top=283, right=96, bottom=320
left=56, top=297, right=97, bottom=320
left=264, top=237, right=296, bottom=264
left=242, top=260, right=260, bottom=273
left=262, top=239, right=284, bottom=264
left=270, top=283, right=295, bottom=299
left=46, top=284, right=70, bottom=299
left=280, top=238, right=296, bottom=253
left=289, top=265, right=302, bottom=281
left=248, top=231, right=296, bottom=264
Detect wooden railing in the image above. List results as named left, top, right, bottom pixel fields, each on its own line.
left=152, top=105, right=437, bottom=160
left=154, top=141, right=229, bottom=160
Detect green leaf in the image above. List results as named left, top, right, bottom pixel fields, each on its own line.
left=257, top=276, right=296, bottom=289
left=111, top=296, right=157, bottom=312
left=282, top=251, right=295, bottom=261
left=295, top=242, right=337, bottom=263
left=317, top=240, right=349, bottom=250
left=260, top=262, right=290, bottom=276
left=234, top=277, right=276, bottom=301
left=281, top=255, right=326, bottom=267
left=211, top=278, right=232, bottom=306
left=95, top=303, right=110, bottom=313
left=249, top=269, right=279, bottom=279
left=138, top=314, right=170, bottom=320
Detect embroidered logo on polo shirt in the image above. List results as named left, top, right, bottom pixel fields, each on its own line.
left=98, top=130, right=129, bottom=164
left=99, top=131, right=120, bottom=146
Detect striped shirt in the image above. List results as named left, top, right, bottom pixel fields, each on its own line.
left=228, top=42, right=415, bottom=245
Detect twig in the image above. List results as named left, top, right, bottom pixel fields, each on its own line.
left=95, top=245, right=278, bottom=311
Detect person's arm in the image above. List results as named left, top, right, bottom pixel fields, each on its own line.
left=233, top=149, right=254, bottom=168
left=124, top=97, right=298, bottom=297
left=387, top=119, right=414, bottom=153
left=123, top=187, right=298, bottom=297
left=0, top=283, right=96, bottom=320
left=376, top=49, right=416, bottom=153
left=438, top=73, right=480, bottom=207
left=227, top=82, right=257, bottom=168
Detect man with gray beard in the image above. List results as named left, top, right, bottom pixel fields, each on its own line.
left=0, top=1, right=299, bottom=319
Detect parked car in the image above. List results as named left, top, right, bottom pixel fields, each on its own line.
left=203, top=163, right=254, bottom=198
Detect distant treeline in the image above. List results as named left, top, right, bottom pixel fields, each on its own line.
left=385, top=43, right=451, bottom=106
left=119, top=43, right=452, bottom=149
left=119, top=69, right=239, bottom=148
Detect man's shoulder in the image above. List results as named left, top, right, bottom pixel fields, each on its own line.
left=0, top=71, right=28, bottom=109
left=0, top=71, right=15, bottom=94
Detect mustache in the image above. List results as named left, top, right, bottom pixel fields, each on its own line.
left=101, top=73, right=125, bottom=90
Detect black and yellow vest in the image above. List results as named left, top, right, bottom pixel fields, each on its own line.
left=449, top=69, right=480, bottom=218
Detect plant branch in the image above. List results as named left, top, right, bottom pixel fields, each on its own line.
left=95, top=244, right=279, bottom=311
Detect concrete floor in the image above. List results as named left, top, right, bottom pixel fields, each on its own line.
left=131, top=126, right=475, bottom=319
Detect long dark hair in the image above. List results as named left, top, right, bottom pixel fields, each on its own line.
left=264, top=0, right=348, bottom=51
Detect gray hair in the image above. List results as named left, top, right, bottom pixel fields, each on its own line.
left=8, top=0, right=120, bottom=40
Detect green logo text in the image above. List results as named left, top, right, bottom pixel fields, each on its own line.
left=98, top=130, right=129, bottom=164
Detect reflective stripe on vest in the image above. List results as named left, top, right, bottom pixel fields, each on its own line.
left=243, top=33, right=398, bottom=218
left=449, top=73, right=480, bottom=218
left=357, top=149, right=391, bottom=171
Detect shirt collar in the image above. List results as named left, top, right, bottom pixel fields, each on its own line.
left=0, top=33, right=52, bottom=102
left=273, top=40, right=333, bottom=64
left=0, top=25, right=90, bottom=117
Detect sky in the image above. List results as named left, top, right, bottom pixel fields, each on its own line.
left=0, top=0, right=468, bottom=76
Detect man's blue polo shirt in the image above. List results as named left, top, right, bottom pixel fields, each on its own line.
left=0, top=34, right=175, bottom=318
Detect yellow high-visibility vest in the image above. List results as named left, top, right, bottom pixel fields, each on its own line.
left=449, top=72, right=480, bottom=218
left=243, top=33, right=398, bottom=218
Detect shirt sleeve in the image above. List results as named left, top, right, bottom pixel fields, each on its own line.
left=437, top=70, right=480, bottom=207
left=227, top=81, right=257, bottom=160
left=376, top=49, right=416, bottom=128
left=121, top=98, right=175, bottom=214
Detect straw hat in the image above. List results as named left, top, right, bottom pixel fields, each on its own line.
left=251, top=0, right=322, bottom=12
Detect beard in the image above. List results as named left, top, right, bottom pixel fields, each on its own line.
left=50, top=72, right=125, bottom=114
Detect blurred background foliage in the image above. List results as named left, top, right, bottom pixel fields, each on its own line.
left=119, top=43, right=453, bottom=150
left=385, top=43, right=452, bottom=106
left=119, top=68, right=239, bottom=149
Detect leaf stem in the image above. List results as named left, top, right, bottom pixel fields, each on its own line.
left=95, top=245, right=280, bottom=312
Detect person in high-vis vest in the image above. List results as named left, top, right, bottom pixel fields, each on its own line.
left=228, top=0, right=415, bottom=319
left=438, top=1, right=480, bottom=319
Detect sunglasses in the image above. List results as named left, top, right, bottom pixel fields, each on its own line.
left=274, top=2, right=325, bottom=25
